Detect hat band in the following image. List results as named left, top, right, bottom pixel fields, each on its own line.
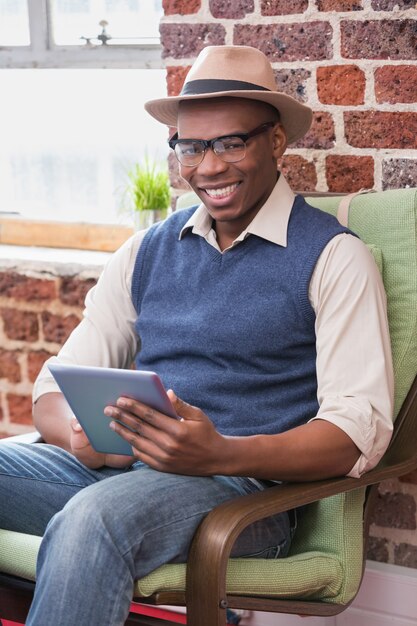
left=181, top=78, right=271, bottom=96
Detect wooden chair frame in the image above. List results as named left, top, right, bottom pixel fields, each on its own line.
left=1, top=375, right=416, bottom=625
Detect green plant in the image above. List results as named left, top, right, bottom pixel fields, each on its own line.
left=124, top=158, right=171, bottom=213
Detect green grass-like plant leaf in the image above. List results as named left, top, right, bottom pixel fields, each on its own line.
left=125, top=158, right=170, bottom=213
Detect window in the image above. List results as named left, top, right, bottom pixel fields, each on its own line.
left=0, top=0, right=167, bottom=235
left=0, top=0, right=30, bottom=45
left=51, top=0, right=161, bottom=46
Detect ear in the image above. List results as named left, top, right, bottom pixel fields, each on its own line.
left=272, top=124, right=287, bottom=159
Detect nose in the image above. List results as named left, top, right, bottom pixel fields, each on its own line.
left=196, top=147, right=229, bottom=176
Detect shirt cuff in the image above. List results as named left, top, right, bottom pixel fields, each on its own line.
left=309, top=395, right=393, bottom=478
left=32, top=356, right=63, bottom=403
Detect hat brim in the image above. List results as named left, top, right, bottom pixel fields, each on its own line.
left=144, top=90, right=313, bottom=144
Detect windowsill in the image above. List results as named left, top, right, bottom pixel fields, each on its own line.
left=0, top=215, right=134, bottom=253
left=0, top=243, right=111, bottom=265
left=0, top=244, right=112, bottom=277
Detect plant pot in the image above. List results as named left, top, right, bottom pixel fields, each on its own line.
left=133, top=209, right=167, bottom=231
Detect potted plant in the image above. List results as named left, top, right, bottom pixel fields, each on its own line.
left=123, top=157, right=171, bottom=230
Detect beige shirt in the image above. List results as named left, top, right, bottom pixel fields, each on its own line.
left=34, top=175, right=394, bottom=478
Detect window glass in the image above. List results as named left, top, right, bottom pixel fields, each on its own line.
left=0, top=0, right=30, bottom=46
left=51, top=0, right=162, bottom=46
left=0, top=68, right=169, bottom=224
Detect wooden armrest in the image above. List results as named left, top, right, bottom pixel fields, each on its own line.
left=0, top=431, right=43, bottom=444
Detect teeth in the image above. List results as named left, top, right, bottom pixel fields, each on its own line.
left=204, top=183, right=239, bottom=198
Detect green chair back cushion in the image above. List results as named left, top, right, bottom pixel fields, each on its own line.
left=308, top=188, right=417, bottom=419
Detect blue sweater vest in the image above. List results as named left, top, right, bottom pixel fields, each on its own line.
left=131, top=195, right=351, bottom=436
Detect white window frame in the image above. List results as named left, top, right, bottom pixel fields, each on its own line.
left=0, top=0, right=163, bottom=69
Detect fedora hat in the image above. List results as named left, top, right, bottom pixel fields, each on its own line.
left=145, top=45, right=313, bottom=144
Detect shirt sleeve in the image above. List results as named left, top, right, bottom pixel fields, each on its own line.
left=309, top=233, right=394, bottom=478
left=33, top=230, right=146, bottom=402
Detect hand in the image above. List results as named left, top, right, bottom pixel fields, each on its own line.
left=104, top=390, right=228, bottom=475
left=70, top=417, right=135, bottom=469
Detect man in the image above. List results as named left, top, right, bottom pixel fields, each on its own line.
left=0, top=45, right=393, bottom=626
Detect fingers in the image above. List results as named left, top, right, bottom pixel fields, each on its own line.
left=70, top=417, right=83, bottom=432
left=108, top=415, right=179, bottom=470
left=105, top=398, right=179, bottom=436
left=167, top=390, right=205, bottom=421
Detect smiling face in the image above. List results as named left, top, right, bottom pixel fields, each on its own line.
left=177, top=97, right=287, bottom=248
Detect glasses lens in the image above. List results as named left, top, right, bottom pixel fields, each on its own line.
left=213, top=137, right=246, bottom=162
left=175, top=141, right=205, bottom=166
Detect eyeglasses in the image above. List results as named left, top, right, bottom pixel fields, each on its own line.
left=168, top=121, right=276, bottom=167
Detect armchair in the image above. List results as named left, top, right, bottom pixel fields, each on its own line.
left=1, top=187, right=416, bottom=626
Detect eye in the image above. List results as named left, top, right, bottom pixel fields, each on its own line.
left=219, top=137, right=245, bottom=152
left=178, top=141, right=204, bottom=156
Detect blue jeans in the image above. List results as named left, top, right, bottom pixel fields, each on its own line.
left=0, top=442, right=293, bottom=626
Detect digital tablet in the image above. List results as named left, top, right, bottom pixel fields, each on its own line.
left=48, top=363, right=177, bottom=456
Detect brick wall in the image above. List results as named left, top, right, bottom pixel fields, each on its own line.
left=0, top=260, right=99, bottom=437
left=162, top=0, right=417, bottom=194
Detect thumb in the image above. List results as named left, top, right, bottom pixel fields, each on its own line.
left=70, top=417, right=83, bottom=432
left=167, top=389, right=205, bottom=421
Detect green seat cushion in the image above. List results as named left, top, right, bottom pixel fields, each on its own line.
left=135, top=553, right=342, bottom=601
left=0, top=529, right=41, bottom=581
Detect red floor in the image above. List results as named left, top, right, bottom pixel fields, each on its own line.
left=1, top=603, right=187, bottom=625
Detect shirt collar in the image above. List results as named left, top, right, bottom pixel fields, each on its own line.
left=178, top=174, right=295, bottom=248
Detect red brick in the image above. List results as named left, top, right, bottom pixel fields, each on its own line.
left=317, top=65, right=365, bottom=105
left=163, top=0, right=201, bottom=14
left=278, top=156, right=318, bottom=192
left=166, top=65, right=191, bottom=96
left=1, top=308, right=39, bottom=342
left=326, top=155, right=374, bottom=193
left=341, top=20, right=417, bottom=60
left=293, top=111, right=335, bottom=149
left=375, top=65, right=417, bottom=104
left=0, top=349, right=21, bottom=383
left=27, top=350, right=55, bottom=383
left=317, top=0, right=362, bottom=8
left=210, top=0, right=254, bottom=18
left=168, top=152, right=184, bottom=190
left=261, top=0, right=308, bottom=15
left=366, top=536, right=389, bottom=563
left=0, top=271, right=56, bottom=302
left=274, top=68, right=311, bottom=102
left=7, top=394, right=33, bottom=425
left=394, top=543, right=417, bottom=568
left=382, top=158, right=417, bottom=190
left=371, top=0, right=415, bottom=8
left=41, top=312, right=80, bottom=345
left=371, top=491, right=416, bottom=529
left=345, top=111, right=417, bottom=149
left=59, top=277, right=97, bottom=307
left=233, top=22, right=333, bottom=62
left=160, top=24, right=226, bottom=59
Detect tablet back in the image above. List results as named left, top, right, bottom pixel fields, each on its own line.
left=48, top=363, right=176, bottom=456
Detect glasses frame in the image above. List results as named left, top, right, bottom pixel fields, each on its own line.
left=168, top=121, right=276, bottom=167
